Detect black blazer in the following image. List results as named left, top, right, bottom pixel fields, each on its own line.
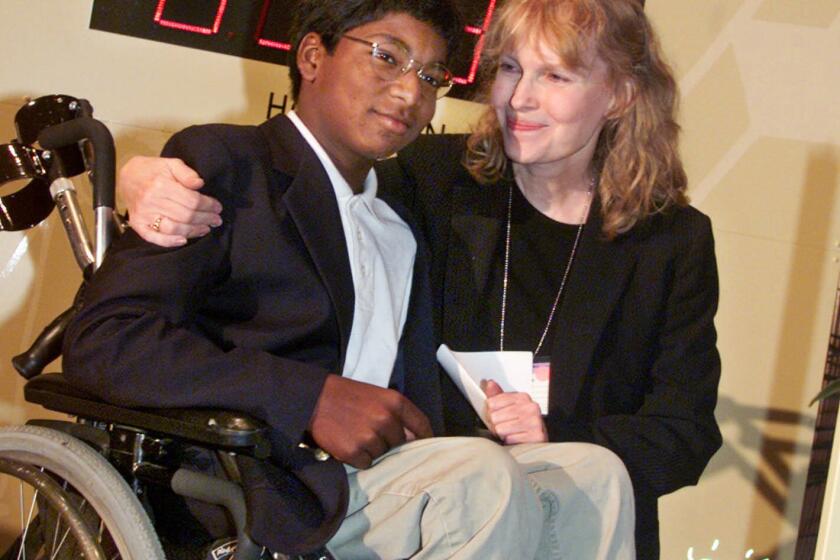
left=63, top=115, right=443, bottom=554
left=380, top=134, right=722, bottom=559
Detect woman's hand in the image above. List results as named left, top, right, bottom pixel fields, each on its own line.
left=483, top=380, right=548, bottom=444
left=119, top=156, right=223, bottom=247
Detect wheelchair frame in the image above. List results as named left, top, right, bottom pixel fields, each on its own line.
left=0, top=95, right=298, bottom=560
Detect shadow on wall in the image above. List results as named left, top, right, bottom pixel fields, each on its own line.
left=709, top=396, right=809, bottom=559
left=710, top=396, right=815, bottom=516
left=753, top=147, right=839, bottom=555
left=709, top=147, right=839, bottom=559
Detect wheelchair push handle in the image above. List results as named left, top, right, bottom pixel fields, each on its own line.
left=38, top=116, right=115, bottom=211
left=39, top=114, right=117, bottom=270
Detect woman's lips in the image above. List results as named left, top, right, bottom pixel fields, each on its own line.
left=506, top=117, right=545, bottom=132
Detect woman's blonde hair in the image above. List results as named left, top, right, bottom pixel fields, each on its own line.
left=464, top=0, right=687, bottom=238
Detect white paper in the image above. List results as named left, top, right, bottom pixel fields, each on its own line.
left=436, top=345, right=546, bottom=428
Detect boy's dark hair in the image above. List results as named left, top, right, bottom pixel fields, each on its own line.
left=287, top=0, right=463, bottom=101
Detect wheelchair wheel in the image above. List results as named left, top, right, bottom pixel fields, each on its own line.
left=0, top=424, right=165, bottom=559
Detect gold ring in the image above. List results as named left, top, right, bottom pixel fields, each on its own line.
left=149, top=215, right=163, bottom=232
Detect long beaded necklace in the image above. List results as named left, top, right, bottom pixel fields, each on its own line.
left=499, top=178, right=595, bottom=354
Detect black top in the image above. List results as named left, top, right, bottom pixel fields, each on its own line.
left=466, top=182, right=580, bottom=360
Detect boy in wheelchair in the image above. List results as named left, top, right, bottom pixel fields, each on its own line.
left=57, top=0, right=635, bottom=558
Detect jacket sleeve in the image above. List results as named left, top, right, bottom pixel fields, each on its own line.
left=548, top=213, right=722, bottom=498
left=61, top=125, right=330, bottom=458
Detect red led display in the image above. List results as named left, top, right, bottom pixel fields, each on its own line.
left=153, top=0, right=229, bottom=35
left=90, top=0, right=497, bottom=98
left=249, top=0, right=497, bottom=87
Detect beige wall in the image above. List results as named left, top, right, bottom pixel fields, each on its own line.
left=0, top=1, right=838, bottom=557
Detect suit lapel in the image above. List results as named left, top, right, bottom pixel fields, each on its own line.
left=549, top=202, right=636, bottom=416
left=259, top=116, right=355, bottom=365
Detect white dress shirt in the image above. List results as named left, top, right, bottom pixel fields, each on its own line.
left=287, top=111, right=416, bottom=389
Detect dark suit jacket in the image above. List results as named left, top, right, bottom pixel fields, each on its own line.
left=379, top=134, right=722, bottom=559
left=63, top=114, right=443, bottom=554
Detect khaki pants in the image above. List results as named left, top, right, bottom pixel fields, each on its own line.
left=326, top=437, right=635, bottom=560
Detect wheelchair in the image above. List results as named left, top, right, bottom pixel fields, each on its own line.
left=0, top=95, right=319, bottom=560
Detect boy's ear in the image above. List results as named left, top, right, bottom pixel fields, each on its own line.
left=297, top=32, right=325, bottom=83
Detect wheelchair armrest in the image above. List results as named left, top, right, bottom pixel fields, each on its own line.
left=24, top=373, right=271, bottom=459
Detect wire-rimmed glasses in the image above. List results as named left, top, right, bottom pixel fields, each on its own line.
left=343, top=35, right=453, bottom=99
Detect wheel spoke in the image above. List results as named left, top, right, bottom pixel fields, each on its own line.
left=96, top=505, right=122, bottom=559
left=16, top=480, right=24, bottom=560
left=49, top=512, right=63, bottom=558
left=49, top=525, right=72, bottom=560
left=17, top=485, right=39, bottom=560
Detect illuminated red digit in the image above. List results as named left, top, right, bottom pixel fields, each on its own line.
left=255, top=0, right=292, bottom=51
left=454, top=0, right=497, bottom=85
left=153, top=0, right=228, bottom=35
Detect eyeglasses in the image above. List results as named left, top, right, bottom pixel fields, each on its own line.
left=343, top=35, right=453, bottom=99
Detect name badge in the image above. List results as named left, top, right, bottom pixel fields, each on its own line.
left=531, top=359, right=550, bottom=414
